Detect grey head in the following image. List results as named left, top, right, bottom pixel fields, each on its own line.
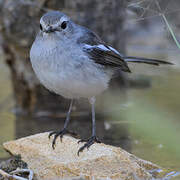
left=39, top=10, right=104, bottom=46
left=39, top=11, right=75, bottom=40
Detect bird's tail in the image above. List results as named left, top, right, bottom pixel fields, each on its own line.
left=124, top=56, right=173, bottom=66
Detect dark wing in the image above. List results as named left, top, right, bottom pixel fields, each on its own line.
left=77, top=27, right=131, bottom=73
left=83, top=44, right=131, bottom=72
left=77, top=27, right=173, bottom=73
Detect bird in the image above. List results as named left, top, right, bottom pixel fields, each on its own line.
left=30, top=11, right=173, bottom=155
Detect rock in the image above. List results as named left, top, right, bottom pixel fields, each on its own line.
left=3, top=132, right=160, bottom=180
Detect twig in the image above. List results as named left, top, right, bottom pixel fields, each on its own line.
left=11, top=168, right=33, bottom=180
left=0, top=168, right=33, bottom=180
left=162, top=14, right=180, bottom=50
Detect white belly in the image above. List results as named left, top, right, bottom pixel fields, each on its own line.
left=35, top=68, right=109, bottom=99
left=30, top=40, right=111, bottom=99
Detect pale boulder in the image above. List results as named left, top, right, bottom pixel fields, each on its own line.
left=3, top=132, right=160, bottom=180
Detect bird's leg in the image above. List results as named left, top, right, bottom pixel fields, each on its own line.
left=78, top=97, right=101, bottom=155
left=49, top=99, right=77, bottom=149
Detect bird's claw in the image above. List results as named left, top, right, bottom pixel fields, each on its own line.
left=49, top=129, right=77, bottom=149
left=77, top=136, right=101, bottom=156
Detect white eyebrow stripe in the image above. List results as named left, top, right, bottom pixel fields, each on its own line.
left=40, top=18, right=46, bottom=28
left=60, top=16, right=70, bottom=23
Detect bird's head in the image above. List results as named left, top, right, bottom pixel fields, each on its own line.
left=39, top=11, right=75, bottom=40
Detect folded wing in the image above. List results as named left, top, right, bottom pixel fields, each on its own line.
left=78, top=28, right=173, bottom=73
left=83, top=44, right=131, bottom=72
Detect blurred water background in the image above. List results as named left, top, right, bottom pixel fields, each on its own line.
left=0, top=0, right=180, bottom=179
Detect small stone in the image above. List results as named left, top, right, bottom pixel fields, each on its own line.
left=3, top=132, right=160, bottom=180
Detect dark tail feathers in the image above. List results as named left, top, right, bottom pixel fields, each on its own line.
left=124, top=56, right=173, bottom=66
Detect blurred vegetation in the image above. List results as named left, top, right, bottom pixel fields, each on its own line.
left=0, top=57, right=14, bottom=158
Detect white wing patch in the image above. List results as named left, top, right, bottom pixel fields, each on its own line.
left=83, top=44, right=122, bottom=56
left=96, top=44, right=110, bottom=51
left=108, top=46, right=122, bottom=56
left=83, top=44, right=109, bottom=51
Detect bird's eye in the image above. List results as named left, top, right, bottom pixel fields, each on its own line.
left=61, top=21, right=67, bottom=29
left=40, top=24, right=43, bottom=31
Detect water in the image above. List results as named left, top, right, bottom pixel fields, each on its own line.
left=0, top=27, right=180, bottom=179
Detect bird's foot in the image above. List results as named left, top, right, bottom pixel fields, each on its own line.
left=49, top=128, right=77, bottom=149
left=77, top=136, right=101, bottom=155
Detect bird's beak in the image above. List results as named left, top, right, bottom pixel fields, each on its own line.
left=43, top=27, right=56, bottom=33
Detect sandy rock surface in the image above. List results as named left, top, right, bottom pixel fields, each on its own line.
left=3, top=132, right=160, bottom=180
